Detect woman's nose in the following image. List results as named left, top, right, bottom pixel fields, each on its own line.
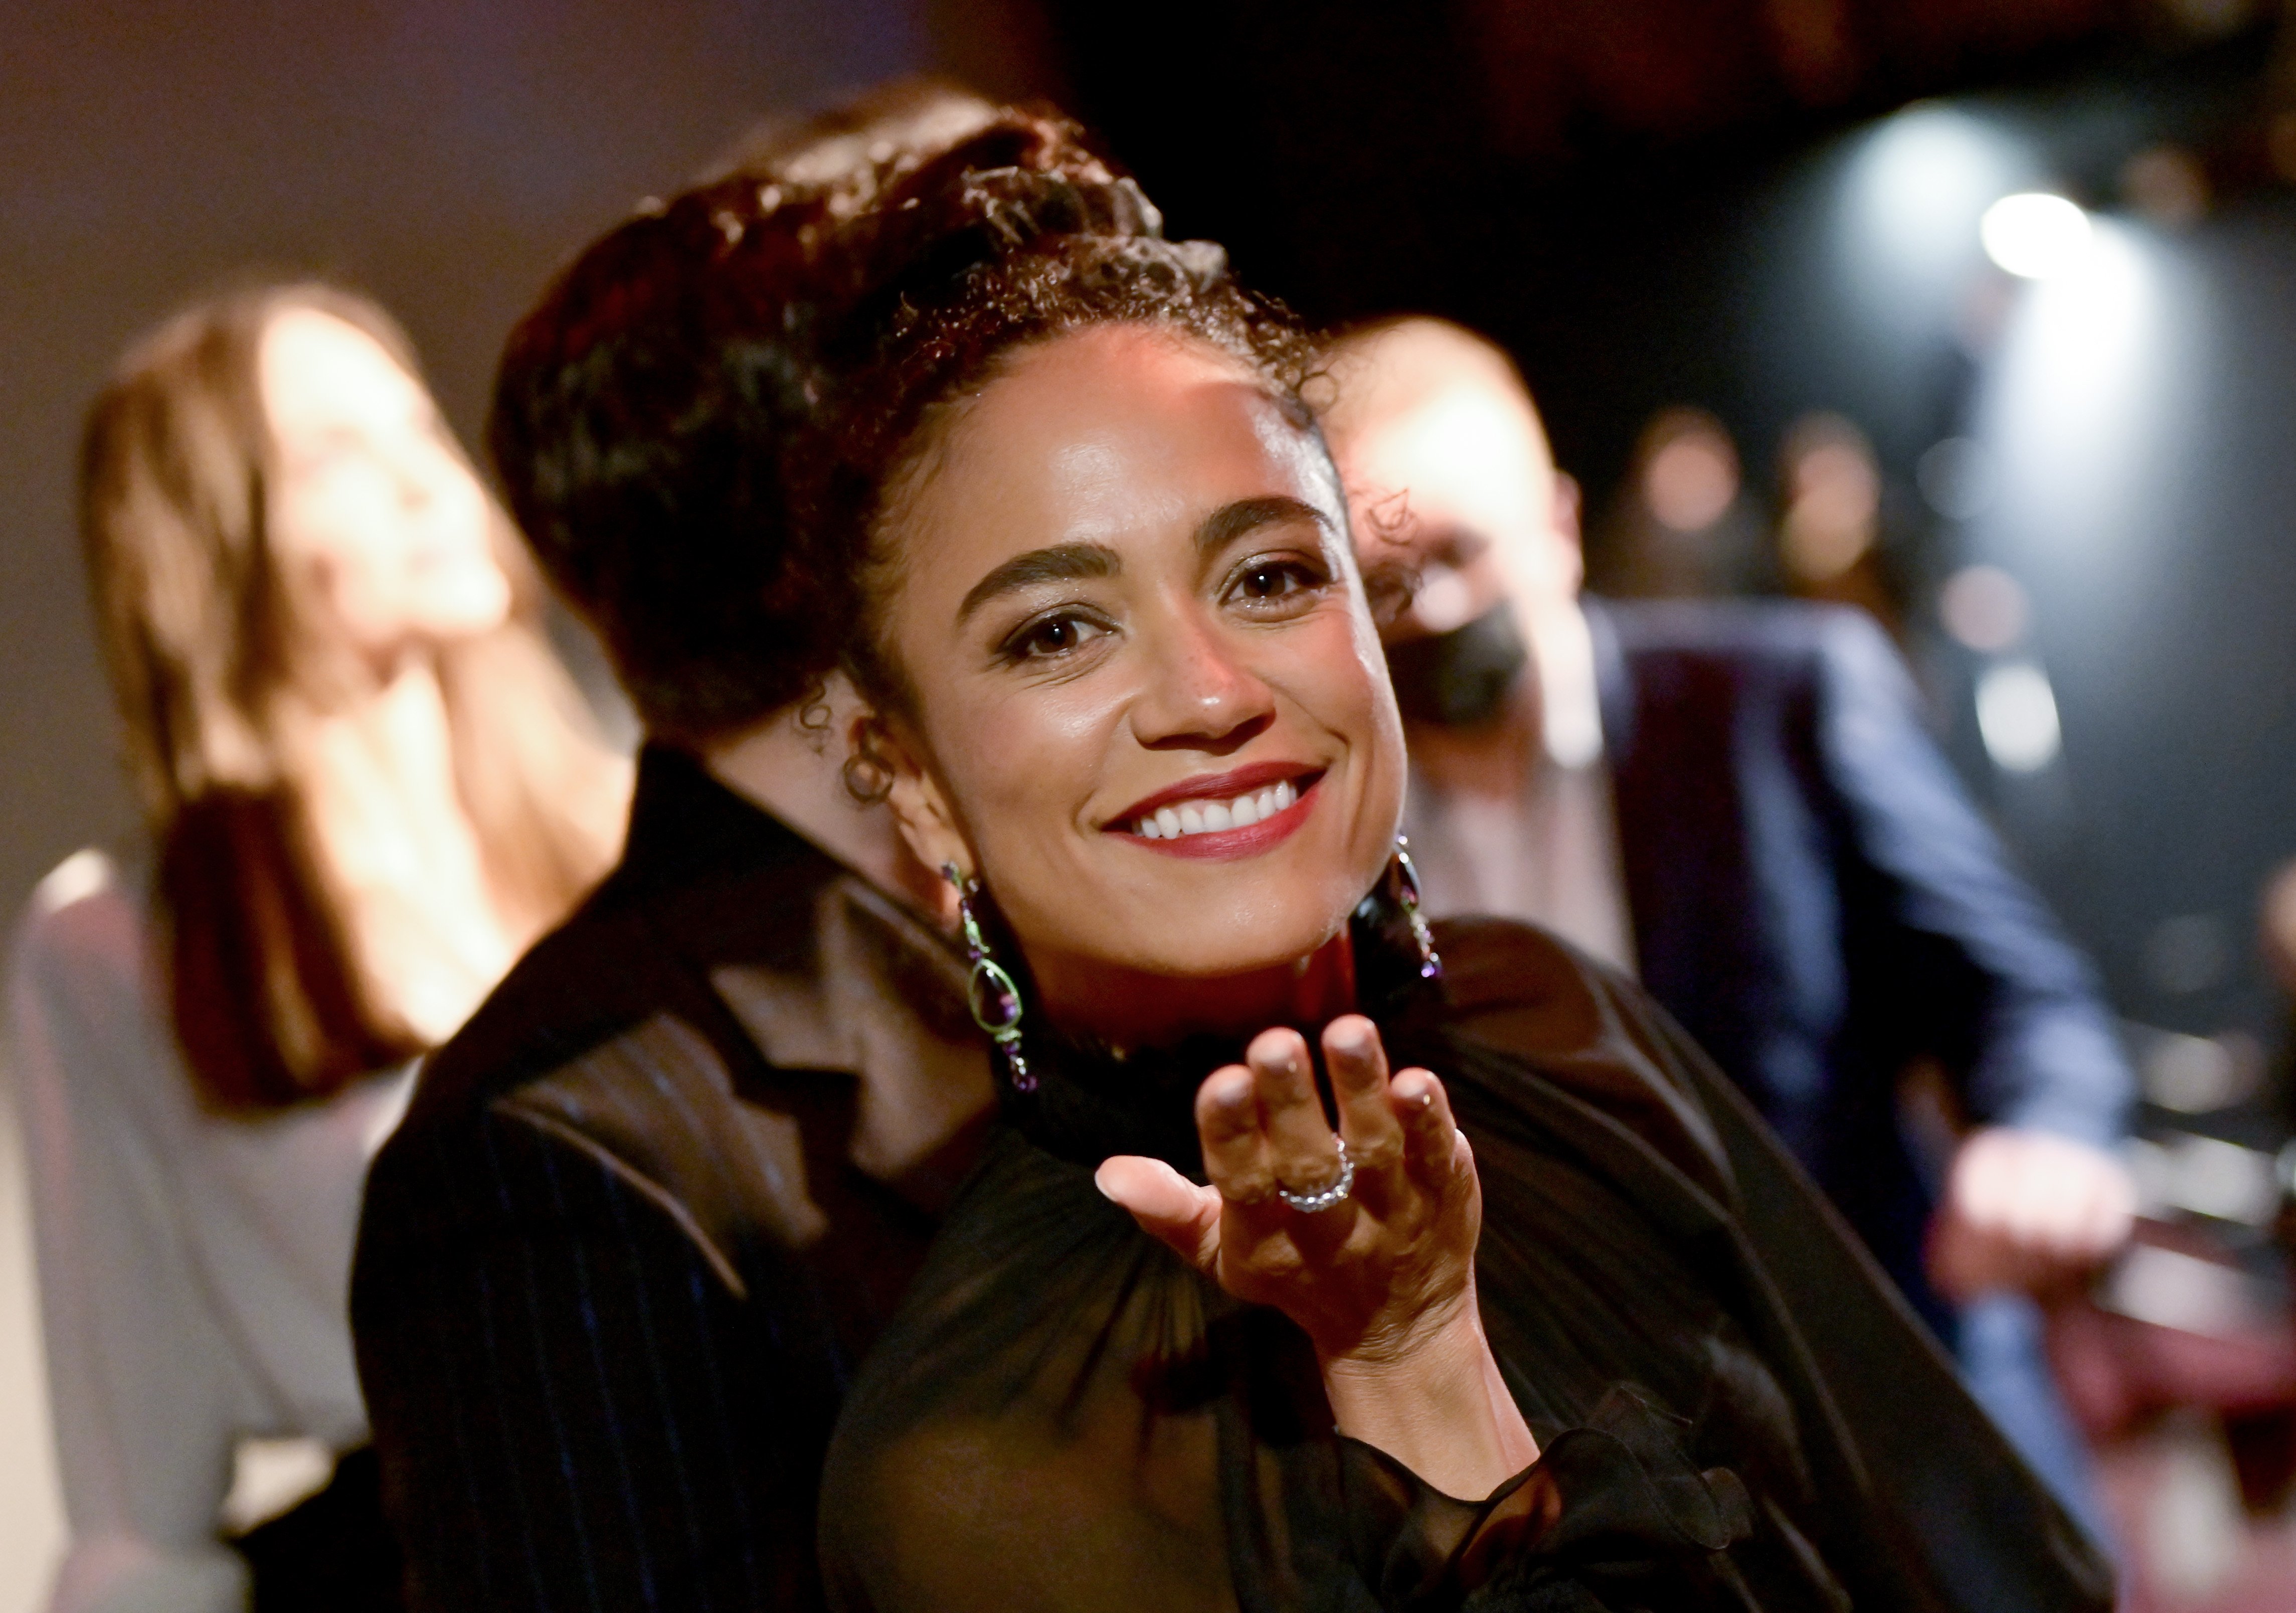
left=1130, top=609, right=1276, bottom=753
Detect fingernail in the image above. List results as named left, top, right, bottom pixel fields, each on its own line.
left=1331, top=1019, right=1372, bottom=1053
left=1092, top=1161, right=1117, bottom=1199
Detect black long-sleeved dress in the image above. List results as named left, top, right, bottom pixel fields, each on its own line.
left=817, top=884, right=2113, bottom=1611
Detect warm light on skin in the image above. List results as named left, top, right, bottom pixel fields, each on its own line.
left=873, top=326, right=1406, bottom=1042
left=259, top=308, right=511, bottom=670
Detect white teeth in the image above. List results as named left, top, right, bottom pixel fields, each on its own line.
left=1134, top=778, right=1310, bottom=839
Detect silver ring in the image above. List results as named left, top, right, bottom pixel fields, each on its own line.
left=1275, top=1139, right=1355, bottom=1214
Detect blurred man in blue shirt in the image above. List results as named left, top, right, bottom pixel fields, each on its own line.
left=1325, top=316, right=2136, bottom=1535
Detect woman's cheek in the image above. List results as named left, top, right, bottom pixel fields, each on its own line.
left=951, top=683, right=1086, bottom=861
left=1294, top=611, right=1393, bottom=744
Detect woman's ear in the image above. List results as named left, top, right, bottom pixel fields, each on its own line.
left=853, top=711, right=974, bottom=896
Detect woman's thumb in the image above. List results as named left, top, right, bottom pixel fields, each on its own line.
left=1096, top=1155, right=1222, bottom=1270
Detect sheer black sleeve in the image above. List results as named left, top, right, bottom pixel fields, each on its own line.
left=1337, top=1388, right=1766, bottom=1611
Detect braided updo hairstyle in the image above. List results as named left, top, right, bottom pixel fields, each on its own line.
left=490, top=85, right=1313, bottom=743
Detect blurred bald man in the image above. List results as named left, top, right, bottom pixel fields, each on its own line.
left=1324, top=316, right=2136, bottom=1537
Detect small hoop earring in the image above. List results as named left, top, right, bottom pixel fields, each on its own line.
left=1393, top=837, right=1441, bottom=982
left=944, top=863, right=1034, bottom=1093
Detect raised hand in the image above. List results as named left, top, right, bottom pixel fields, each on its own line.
left=1097, top=1015, right=1536, bottom=1497
left=1926, top=1126, right=2137, bottom=1305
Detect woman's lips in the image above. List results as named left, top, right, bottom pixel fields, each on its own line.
left=1108, top=770, right=1326, bottom=861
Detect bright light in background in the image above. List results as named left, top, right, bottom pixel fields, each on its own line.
left=1975, top=661, right=2063, bottom=772
left=1840, top=107, right=2023, bottom=297
left=1968, top=217, right=2171, bottom=575
left=1981, top=192, right=2095, bottom=279
left=1847, top=106, right=2017, bottom=263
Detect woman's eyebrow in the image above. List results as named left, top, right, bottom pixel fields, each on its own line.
left=1194, top=495, right=1331, bottom=558
left=957, top=541, right=1122, bottom=623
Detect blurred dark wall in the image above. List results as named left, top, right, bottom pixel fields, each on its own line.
left=0, top=0, right=946, bottom=931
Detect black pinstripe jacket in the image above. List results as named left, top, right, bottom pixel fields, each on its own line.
left=351, top=745, right=990, bottom=1611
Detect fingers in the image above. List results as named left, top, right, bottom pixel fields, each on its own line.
left=1192, top=1020, right=1473, bottom=1218
left=1952, top=1130, right=2138, bottom=1269
left=1325, top=1016, right=1404, bottom=1172
left=1197, top=1064, right=1274, bottom=1205
left=1096, top=1155, right=1223, bottom=1270
left=1933, top=1130, right=2141, bottom=1299
left=1250, top=1028, right=1345, bottom=1194
left=1391, top=1065, right=1468, bottom=1183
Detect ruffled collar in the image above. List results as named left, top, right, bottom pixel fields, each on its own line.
left=997, top=860, right=1442, bottom=1176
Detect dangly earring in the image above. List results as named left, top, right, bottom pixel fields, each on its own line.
left=1393, top=836, right=1442, bottom=982
left=944, top=863, right=1034, bottom=1092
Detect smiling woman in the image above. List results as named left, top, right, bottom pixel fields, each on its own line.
left=483, top=96, right=2111, bottom=1612
left=867, top=326, right=1403, bottom=1037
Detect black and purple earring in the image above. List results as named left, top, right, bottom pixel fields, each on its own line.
left=1394, top=837, right=1441, bottom=982
left=944, top=863, right=1033, bottom=1092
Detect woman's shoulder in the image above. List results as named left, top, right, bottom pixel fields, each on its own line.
left=1423, top=914, right=1732, bottom=1198
left=1425, top=913, right=1640, bottom=1049
left=8, top=849, right=184, bottom=1116
left=12, top=848, right=152, bottom=996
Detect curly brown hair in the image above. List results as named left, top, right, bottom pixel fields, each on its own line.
left=490, top=87, right=1314, bottom=742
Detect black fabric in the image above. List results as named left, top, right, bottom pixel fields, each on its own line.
left=1590, top=599, right=2133, bottom=1340
left=818, top=907, right=2114, bottom=1613
left=231, top=1446, right=401, bottom=1613
left=351, top=744, right=985, bottom=1612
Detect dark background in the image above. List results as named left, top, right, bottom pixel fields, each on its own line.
left=1034, top=0, right=2296, bottom=1071
left=6, top=0, right=2294, bottom=1060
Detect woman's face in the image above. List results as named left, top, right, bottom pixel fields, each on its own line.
left=876, top=325, right=1405, bottom=1022
left=259, top=307, right=510, bottom=667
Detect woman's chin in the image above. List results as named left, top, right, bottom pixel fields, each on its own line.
left=1089, top=892, right=1361, bottom=990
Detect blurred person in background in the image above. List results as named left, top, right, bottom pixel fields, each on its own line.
left=7, top=282, right=630, bottom=1613
left=1775, top=411, right=1912, bottom=635
left=1587, top=404, right=1774, bottom=599
left=1322, top=314, right=2138, bottom=1538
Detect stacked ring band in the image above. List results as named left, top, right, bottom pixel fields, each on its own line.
left=1275, top=1138, right=1356, bottom=1214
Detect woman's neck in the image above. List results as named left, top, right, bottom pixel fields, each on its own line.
left=1033, top=929, right=1359, bottom=1051
left=291, top=656, right=519, bottom=1044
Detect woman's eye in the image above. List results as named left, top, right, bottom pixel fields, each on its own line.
left=1004, top=612, right=1108, bottom=662
left=1228, top=560, right=1328, bottom=607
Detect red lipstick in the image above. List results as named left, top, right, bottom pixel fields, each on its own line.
left=1104, top=765, right=1326, bottom=862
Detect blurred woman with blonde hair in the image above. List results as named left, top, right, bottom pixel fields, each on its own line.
left=9, top=280, right=628, bottom=1612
